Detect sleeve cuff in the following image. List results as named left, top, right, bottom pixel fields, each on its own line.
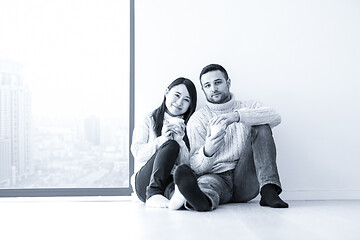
left=234, top=109, right=244, bottom=123
left=200, top=146, right=215, bottom=160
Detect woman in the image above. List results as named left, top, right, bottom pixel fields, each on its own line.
left=131, top=77, right=197, bottom=208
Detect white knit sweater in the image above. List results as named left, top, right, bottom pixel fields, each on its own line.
left=186, top=94, right=281, bottom=175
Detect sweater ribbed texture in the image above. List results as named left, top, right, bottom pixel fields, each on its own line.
left=187, top=95, right=281, bottom=175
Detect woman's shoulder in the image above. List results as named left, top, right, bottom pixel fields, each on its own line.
left=143, top=111, right=154, bottom=119
left=135, top=111, right=155, bottom=125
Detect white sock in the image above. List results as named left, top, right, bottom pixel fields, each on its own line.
left=169, top=185, right=186, bottom=210
left=145, top=194, right=169, bottom=208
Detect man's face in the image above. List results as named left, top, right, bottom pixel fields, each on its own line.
left=200, top=70, right=231, bottom=104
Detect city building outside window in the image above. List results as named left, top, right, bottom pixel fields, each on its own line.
left=0, top=0, right=133, bottom=197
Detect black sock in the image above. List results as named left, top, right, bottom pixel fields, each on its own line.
left=260, top=184, right=289, bottom=208
left=174, top=164, right=212, bottom=212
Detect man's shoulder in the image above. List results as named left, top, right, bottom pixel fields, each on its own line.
left=236, top=99, right=263, bottom=109
left=230, top=93, right=259, bottom=106
left=192, top=105, right=212, bottom=118
left=193, top=105, right=210, bottom=116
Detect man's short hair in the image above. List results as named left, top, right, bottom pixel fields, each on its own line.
left=199, top=64, right=229, bottom=82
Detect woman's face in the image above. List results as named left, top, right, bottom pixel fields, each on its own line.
left=165, top=84, right=191, bottom=116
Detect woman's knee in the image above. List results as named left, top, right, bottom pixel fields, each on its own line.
left=134, top=173, right=147, bottom=202
left=160, top=139, right=180, bottom=152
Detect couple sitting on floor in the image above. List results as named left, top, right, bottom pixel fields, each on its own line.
left=131, top=64, right=288, bottom=211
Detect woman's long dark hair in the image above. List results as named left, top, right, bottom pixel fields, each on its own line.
left=151, top=77, right=197, bottom=149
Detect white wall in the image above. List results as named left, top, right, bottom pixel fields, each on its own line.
left=135, top=0, right=360, bottom=200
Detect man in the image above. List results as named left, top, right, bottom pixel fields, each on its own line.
left=172, top=64, right=288, bottom=211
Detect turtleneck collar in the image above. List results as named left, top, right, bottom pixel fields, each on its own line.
left=206, top=93, right=236, bottom=113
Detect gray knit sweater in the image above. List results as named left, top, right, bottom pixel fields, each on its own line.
left=186, top=94, right=281, bottom=175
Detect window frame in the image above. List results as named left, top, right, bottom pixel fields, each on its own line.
left=0, top=0, right=135, bottom=197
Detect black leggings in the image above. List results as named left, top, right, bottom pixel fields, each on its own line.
left=135, top=140, right=180, bottom=202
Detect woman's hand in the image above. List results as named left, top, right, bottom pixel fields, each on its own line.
left=172, top=122, right=186, bottom=143
left=161, top=122, right=175, bottom=141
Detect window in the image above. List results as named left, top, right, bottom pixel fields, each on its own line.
left=0, top=0, right=134, bottom=197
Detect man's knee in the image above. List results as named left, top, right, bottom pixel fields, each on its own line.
left=251, top=124, right=272, bottom=140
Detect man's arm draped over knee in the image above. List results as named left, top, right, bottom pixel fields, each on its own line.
left=234, top=100, right=281, bottom=128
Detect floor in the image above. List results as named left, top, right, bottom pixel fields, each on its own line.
left=1, top=198, right=360, bottom=240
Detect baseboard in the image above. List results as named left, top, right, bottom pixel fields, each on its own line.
left=281, top=190, right=360, bottom=200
